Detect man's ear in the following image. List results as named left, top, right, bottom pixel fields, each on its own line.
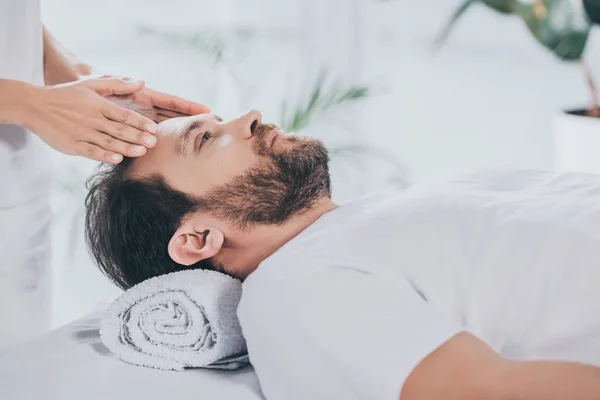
left=167, top=220, right=224, bottom=266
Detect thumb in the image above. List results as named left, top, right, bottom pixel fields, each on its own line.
left=84, top=78, right=145, bottom=96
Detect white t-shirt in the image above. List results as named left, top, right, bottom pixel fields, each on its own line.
left=238, top=167, right=600, bottom=400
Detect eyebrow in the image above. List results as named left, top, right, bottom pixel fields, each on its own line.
left=177, top=120, right=205, bottom=156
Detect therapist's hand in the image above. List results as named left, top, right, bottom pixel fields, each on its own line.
left=23, top=78, right=159, bottom=163
left=102, top=76, right=210, bottom=123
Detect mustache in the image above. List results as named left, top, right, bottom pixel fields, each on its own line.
left=253, top=123, right=279, bottom=139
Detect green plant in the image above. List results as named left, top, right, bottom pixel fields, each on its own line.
left=281, top=71, right=369, bottom=132
left=435, top=0, right=599, bottom=115
left=279, top=72, right=408, bottom=189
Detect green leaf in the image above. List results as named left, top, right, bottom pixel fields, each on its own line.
left=290, top=110, right=304, bottom=132
left=281, top=71, right=370, bottom=132
left=433, top=0, right=479, bottom=49
left=339, top=87, right=369, bottom=101
left=280, top=99, right=288, bottom=128
left=306, top=73, right=325, bottom=115
left=482, top=0, right=518, bottom=14
left=514, top=2, right=590, bottom=62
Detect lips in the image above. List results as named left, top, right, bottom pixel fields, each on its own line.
left=269, top=131, right=280, bottom=148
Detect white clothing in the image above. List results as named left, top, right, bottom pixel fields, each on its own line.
left=0, top=0, right=52, bottom=350
left=0, top=197, right=52, bottom=351
left=238, top=167, right=600, bottom=400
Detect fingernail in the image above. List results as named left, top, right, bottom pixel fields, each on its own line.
left=144, top=135, right=157, bottom=146
left=112, top=154, right=123, bottom=162
left=134, top=146, right=145, bottom=154
left=145, top=124, right=158, bottom=134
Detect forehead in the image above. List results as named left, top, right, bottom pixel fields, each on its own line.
left=127, top=116, right=197, bottom=178
left=157, top=114, right=206, bottom=137
left=127, top=113, right=224, bottom=179
left=157, top=113, right=223, bottom=134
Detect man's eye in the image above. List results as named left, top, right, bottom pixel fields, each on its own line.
left=198, top=132, right=211, bottom=150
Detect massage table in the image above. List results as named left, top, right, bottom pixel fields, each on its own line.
left=0, top=312, right=265, bottom=400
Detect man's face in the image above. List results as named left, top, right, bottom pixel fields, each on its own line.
left=130, top=110, right=331, bottom=228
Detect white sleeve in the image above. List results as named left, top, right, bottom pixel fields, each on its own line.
left=238, top=266, right=463, bottom=400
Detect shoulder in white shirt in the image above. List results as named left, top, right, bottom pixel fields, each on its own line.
left=238, top=167, right=600, bottom=400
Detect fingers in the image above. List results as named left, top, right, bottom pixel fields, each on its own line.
left=88, top=131, right=149, bottom=159
left=85, top=78, right=146, bottom=96
left=73, top=120, right=157, bottom=164
left=187, top=101, right=211, bottom=115
left=152, top=115, right=171, bottom=123
left=145, top=88, right=210, bottom=115
left=73, top=142, right=124, bottom=164
left=154, top=108, right=188, bottom=119
left=149, top=109, right=191, bottom=123
left=150, top=108, right=194, bottom=123
left=101, top=100, right=158, bottom=135
left=98, top=119, right=157, bottom=149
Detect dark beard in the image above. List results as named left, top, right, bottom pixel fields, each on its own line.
left=195, top=124, right=331, bottom=230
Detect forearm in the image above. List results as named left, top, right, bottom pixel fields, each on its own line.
left=507, top=360, right=600, bottom=400
left=42, top=27, right=93, bottom=85
left=401, top=333, right=600, bottom=400
left=0, top=79, right=36, bottom=126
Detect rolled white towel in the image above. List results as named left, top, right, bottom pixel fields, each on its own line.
left=100, top=269, right=249, bottom=371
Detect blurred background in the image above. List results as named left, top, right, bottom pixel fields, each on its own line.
left=42, top=0, right=600, bottom=327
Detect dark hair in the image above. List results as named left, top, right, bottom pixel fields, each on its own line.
left=84, top=158, right=214, bottom=290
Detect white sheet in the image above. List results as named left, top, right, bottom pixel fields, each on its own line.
left=0, top=312, right=264, bottom=400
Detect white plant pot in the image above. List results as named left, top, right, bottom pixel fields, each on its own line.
left=554, top=110, right=600, bottom=174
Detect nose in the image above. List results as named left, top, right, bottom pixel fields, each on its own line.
left=230, top=109, right=262, bottom=140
